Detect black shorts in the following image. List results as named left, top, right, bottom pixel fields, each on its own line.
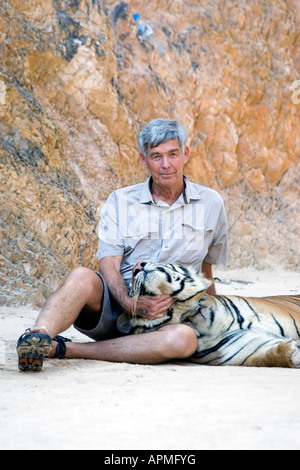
left=73, top=272, right=124, bottom=341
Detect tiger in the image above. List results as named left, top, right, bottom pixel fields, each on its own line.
left=116, top=262, right=300, bottom=368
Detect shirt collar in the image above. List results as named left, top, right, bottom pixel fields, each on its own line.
left=139, top=177, right=155, bottom=204
left=139, top=176, right=201, bottom=205
left=183, top=176, right=202, bottom=202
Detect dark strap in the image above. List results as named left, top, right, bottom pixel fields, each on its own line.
left=53, top=335, right=72, bottom=359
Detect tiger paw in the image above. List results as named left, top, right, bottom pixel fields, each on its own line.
left=289, top=342, right=300, bottom=368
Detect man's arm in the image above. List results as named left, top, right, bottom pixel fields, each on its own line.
left=98, top=256, right=174, bottom=320
left=202, top=262, right=216, bottom=294
left=98, top=256, right=133, bottom=312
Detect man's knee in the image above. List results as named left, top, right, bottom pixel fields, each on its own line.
left=66, top=267, right=99, bottom=286
left=64, top=267, right=103, bottom=307
left=162, top=324, right=198, bottom=360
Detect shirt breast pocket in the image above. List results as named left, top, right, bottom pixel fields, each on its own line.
left=123, top=224, right=159, bottom=252
left=182, top=222, right=207, bottom=251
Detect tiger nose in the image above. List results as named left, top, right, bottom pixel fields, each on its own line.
left=133, top=262, right=147, bottom=276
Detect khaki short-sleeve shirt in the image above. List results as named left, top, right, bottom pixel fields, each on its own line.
left=97, top=176, right=228, bottom=288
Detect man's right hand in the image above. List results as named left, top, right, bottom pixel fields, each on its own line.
left=98, top=256, right=174, bottom=321
left=131, top=294, right=174, bottom=320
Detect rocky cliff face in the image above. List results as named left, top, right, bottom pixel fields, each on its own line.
left=1, top=0, right=299, bottom=306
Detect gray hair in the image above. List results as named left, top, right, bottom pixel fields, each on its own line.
left=138, top=119, right=188, bottom=156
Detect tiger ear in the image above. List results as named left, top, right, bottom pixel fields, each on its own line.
left=198, top=279, right=212, bottom=295
left=116, top=313, right=134, bottom=334
left=190, top=276, right=212, bottom=296
left=195, top=272, right=212, bottom=288
left=203, top=277, right=212, bottom=290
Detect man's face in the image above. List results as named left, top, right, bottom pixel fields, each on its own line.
left=139, top=139, right=190, bottom=189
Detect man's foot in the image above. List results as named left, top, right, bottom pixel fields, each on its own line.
left=51, top=335, right=72, bottom=359
left=17, top=330, right=52, bottom=372
left=17, top=327, right=72, bottom=370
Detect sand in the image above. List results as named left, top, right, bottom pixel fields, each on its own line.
left=1, top=268, right=300, bottom=451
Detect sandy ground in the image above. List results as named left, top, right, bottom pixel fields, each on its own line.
left=1, top=268, right=300, bottom=451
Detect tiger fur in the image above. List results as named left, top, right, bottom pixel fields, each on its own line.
left=116, top=262, right=300, bottom=368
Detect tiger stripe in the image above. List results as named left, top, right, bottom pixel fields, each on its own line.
left=117, top=262, right=300, bottom=367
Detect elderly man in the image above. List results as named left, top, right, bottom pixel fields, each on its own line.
left=17, top=119, right=228, bottom=371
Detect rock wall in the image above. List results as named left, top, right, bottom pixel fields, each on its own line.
left=0, top=0, right=299, bottom=306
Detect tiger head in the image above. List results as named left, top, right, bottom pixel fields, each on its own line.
left=117, top=262, right=211, bottom=334
left=129, top=262, right=211, bottom=300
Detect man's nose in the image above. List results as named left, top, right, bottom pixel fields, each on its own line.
left=133, top=262, right=147, bottom=276
left=161, top=156, right=171, bottom=168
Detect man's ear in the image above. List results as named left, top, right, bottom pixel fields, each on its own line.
left=184, top=146, right=190, bottom=164
left=139, top=152, right=148, bottom=169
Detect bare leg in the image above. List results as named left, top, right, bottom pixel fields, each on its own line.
left=62, top=323, right=198, bottom=364
left=28, top=267, right=103, bottom=338
left=23, top=267, right=198, bottom=365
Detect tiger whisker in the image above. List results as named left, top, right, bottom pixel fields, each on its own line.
left=131, top=293, right=140, bottom=319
